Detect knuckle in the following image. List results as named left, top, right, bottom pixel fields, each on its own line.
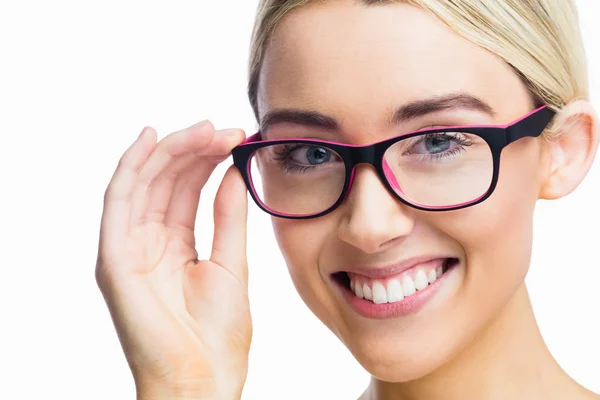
left=103, top=181, right=125, bottom=204
left=159, top=169, right=179, bottom=183
left=95, top=243, right=122, bottom=291
left=117, top=153, right=127, bottom=168
left=103, top=184, right=114, bottom=202
left=116, top=151, right=131, bottom=172
left=199, top=120, right=215, bottom=134
left=95, top=259, right=110, bottom=292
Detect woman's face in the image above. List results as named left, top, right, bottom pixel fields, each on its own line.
left=257, top=2, right=548, bottom=381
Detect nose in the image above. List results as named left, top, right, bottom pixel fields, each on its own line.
left=337, top=165, right=415, bottom=254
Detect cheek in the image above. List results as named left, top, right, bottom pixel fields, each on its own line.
left=441, top=140, right=542, bottom=299
left=271, top=218, right=322, bottom=279
left=271, top=218, right=340, bottom=323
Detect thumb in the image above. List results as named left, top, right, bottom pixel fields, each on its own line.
left=210, top=164, right=249, bottom=286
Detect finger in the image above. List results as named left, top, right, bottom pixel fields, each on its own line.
left=142, top=153, right=196, bottom=226
left=210, top=165, right=249, bottom=286
left=164, top=128, right=246, bottom=232
left=142, top=127, right=245, bottom=228
left=101, top=127, right=157, bottom=240
left=129, top=120, right=216, bottom=227
left=159, top=158, right=215, bottom=238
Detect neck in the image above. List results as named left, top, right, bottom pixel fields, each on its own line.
left=365, top=284, right=591, bottom=400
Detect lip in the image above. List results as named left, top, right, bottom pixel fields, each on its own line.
left=333, top=255, right=456, bottom=280
left=333, top=258, right=459, bottom=319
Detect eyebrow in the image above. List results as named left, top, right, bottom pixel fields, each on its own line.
left=391, top=93, right=495, bottom=123
left=259, top=93, right=495, bottom=134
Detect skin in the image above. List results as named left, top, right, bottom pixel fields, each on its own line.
left=95, top=1, right=599, bottom=400
left=96, top=121, right=252, bottom=399
left=257, top=2, right=600, bottom=399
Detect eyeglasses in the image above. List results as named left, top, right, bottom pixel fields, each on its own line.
left=232, top=106, right=555, bottom=219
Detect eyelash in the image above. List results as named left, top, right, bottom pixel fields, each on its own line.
left=272, top=132, right=474, bottom=172
left=408, top=132, right=473, bottom=163
left=272, top=144, right=316, bottom=173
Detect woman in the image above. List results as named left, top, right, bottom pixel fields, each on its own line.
left=95, top=0, right=600, bottom=398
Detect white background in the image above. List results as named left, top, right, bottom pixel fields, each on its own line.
left=0, top=1, right=598, bottom=399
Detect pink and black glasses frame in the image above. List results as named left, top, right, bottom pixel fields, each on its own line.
left=231, top=106, right=556, bottom=219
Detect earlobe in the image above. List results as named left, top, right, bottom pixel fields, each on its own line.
left=539, top=100, right=600, bottom=200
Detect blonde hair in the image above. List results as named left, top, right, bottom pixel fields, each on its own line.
left=247, top=0, right=589, bottom=138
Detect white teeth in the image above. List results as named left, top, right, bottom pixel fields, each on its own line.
left=363, top=283, right=373, bottom=301
left=402, top=275, right=416, bottom=296
left=350, top=264, right=448, bottom=303
left=355, top=281, right=364, bottom=299
left=414, top=269, right=429, bottom=290
left=427, top=269, right=437, bottom=284
left=386, top=279, right=404, bottom=303
left=372, top=281, right=388, bottom=304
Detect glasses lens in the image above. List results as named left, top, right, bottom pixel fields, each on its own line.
left=383, top=131, right=493, bottom=207
left=249, top=142, right=346, bottom=216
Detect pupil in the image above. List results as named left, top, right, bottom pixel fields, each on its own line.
left=426, top=137, right=450, bottom=153
left=307, top=147, right=330, bottom=164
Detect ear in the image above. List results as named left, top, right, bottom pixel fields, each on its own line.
left=539, top=100, right=600, bottom=200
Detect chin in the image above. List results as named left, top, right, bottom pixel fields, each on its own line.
left=339, top=330, right=456, bottom=382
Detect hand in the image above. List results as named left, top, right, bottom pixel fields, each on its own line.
left=95, top=121, right=251, bottom=399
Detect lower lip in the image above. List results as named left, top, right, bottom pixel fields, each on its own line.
left=335, top=260, right=459, bottom=319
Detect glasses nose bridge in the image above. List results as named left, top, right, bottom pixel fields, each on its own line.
left=349, top=144, right=378, bottom=167
left=345, top=144, right=388, bottom=195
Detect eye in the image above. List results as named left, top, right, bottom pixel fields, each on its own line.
left=406, top=132, right=470, bottom=156
left=423, top=135, right=452, bottom=154
left=269, top=143, right=343, bottom=174
left=290, top=146, right=333, bottom=165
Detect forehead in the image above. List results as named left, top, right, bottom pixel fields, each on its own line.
left=257, top=1, right=531, bottom=133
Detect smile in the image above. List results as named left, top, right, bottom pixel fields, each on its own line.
left=333, top=258, right=459, bottom=319
left=349, top=258, right=449, bottom=304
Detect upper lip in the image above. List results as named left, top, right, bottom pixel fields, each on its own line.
left=334, top=255, right=453, bottom=279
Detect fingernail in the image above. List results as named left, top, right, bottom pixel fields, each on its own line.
left=190, top=120, right=210, bottom=130
left=138, top=127, right=149, bottom=139
left=220, top=128, right=242, bottom=137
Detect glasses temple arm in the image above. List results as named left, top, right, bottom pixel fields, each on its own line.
left=506, top=106, right=556, bottom=143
